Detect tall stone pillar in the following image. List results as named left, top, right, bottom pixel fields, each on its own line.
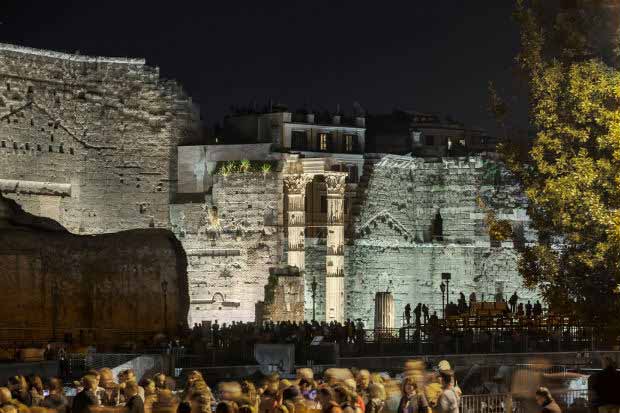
left=374, top=292, right=395, bottom=329
left=324, top=173, right=347, bottom=323
left=284, top=174, right=311, bottom=271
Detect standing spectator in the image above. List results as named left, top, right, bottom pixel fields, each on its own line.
left=26, top=376, right=44, bottom=407
left=422, top=305, right=429, bottom=324
left=589, top=356, right=620, bottom=409
left=397, top=376, right=428, bottom=413
left=534, top=388, right=561, bottom=413
left=355, top=370, right=371, bottom=406
left=533, top=301, right=543, bottom=318
left=72, top=375, right=100, bottom=413
left=517, top=303, right=525, bottom=317
left=437, top=371, right=459, bottom=413
left=525, top=301, right=533, bottom=319
left=125, top=382, right=145, bottom=413
left=414, top=304, right=422, bottom=326
left=365, top=383, right=385, bottom=413
left=317, top=387, right=341, bottom=413
left=40, top=378, right=69, bottom=413
left=404, top=304, right=412, bottom=325
left=509, top=292, right=519, bottom=314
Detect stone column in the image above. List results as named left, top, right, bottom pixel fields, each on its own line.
left=374, top=292, right=395, bottom=329
left=324, top=172, right=347, bottom=323
left=284, top=174, right=311, bottom=271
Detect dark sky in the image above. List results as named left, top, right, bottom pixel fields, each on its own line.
left=1, top=1, right=522, bottom=132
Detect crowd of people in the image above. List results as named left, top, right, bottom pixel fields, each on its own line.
left=0, top=358, right=578, bottom=413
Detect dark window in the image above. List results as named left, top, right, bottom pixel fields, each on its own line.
left=432, top=210, right=443, bottom=241
left=320, top=196, right=327, bottom=213
left=512, top=222, right=526, bottom=250
left=425, top=135, right=435, bottom=146
left=291, top=130, right=307, bottom=150
left=1, top=141, right=4, bottom=148
left=347, top=165, right=358, bottom=183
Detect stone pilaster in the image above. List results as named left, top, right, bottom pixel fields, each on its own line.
left=324, top=172, right=347, bottom=323
left=284, top=174, right=311, bottom=271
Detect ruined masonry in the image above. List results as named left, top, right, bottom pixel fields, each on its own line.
left=0, top=44, right=539, bottom=329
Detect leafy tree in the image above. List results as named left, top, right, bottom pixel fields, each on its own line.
left=507, top=0, right=620, bottom=322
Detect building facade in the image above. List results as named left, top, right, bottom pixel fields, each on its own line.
left=0, top=44, right=538, bottom=329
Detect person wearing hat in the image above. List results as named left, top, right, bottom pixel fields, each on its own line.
left=437, top=361, right=461, bottom=399
left=437, top=371, right=459, bottom=413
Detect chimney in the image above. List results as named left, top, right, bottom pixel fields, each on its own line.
left=332, top=115, right=341, bottom=125
left=306, top=113, right=315, bottom=124
left=355, top=116, right=366, bottom=128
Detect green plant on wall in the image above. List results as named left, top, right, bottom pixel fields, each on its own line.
left=261, top=162, right=272, bottom=175
left=240, top=159, right=250, bottom=173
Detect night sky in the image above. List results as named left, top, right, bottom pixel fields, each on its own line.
left=1, top=1, right=523, bottom=133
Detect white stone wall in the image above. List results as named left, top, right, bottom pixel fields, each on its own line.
left=170, top=173, right=284, bottom=325
left=303, top=155, right=538, bottom=327
left=0, top=44, right=200, bottom=234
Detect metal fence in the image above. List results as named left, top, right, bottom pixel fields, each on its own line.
left=460, top=390, right=590, bottom=413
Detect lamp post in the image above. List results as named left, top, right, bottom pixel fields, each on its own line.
left=161, top=279, right=169, bottom=333
left=442, top=272, right=451, bottom=309
left=311, top=276, right=317, bottom=322
left=440, top=282, right=446, bottom=319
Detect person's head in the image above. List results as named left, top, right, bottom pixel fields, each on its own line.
left=218, top=382, right=241, bottom=402
left=99, top=368, right=115, bottom=387
left=27, top=375, right=44, bottom=393
left=188, top=371, right=204, bottom=385
left=356, top=370, right=370, bottom=390
left=190, top=392, right=211, bottom=413
left=125, top=382, right=140, bottom=399
left=535, top=387, right=553, bottom=406
left=2, top=405, right=17, bottom=413
left=48, top=378, right=64, bottom=396
left=333, top=385, right=353, bottom=405
left=215, top=401, right=238, bottom=413
left=154, top=373, right=167, bottom=388
left=368, top=383, right=385, bottom=401
left=240, top=381, right=256, bottom=402
left=439, top=371, right=454, bottom=389
left=282, top=386, right=300, bottom=402
left=298, top=379, right=314, bottom=395
left=82, top=375, right=98, bottom=392
left=401, top=376, right=418, bottom=396
left=141, top=379, right=156, bottom=396
left=0, top=387, right=12, bottom=404
left=316, top=387, right=335, bottom=407
left=7, top=377, right=21, bottom=393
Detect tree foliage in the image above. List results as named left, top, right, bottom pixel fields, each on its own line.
left=510, top=0, right=620, bottom=322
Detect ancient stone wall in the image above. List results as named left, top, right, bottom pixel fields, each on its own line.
left=0, top=196, right=188, bottom=346
left=303, top=155, right=538, bottom=327
left=0, top=43, right=200, bottom=234
left=170, top=172, right=284, bottom=324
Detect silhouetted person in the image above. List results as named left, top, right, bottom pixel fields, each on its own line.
left=404, top=304, right=412, bottom=325
left=414, top=303, right=422, bottom=326
left=509, top=292, right=519, bottom=313
left=589, top=356, right=620, bottom=409
left=458, top=292, right=467, bottom=314
left=422, top=304, right=429, bottom=324
left=469, top=292, right=477, bottom=307
left=517, top=303, right=524, bottom=317
left=533, top=301, right=543, bottom=318
left=72, top=376, right=99, bottom=413
left=525, top=301, right=533, bottom=319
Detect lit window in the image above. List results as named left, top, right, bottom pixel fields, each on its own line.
left=345, top=135, right=355, bottom=152
left=319, top=133, right=328, bottom=151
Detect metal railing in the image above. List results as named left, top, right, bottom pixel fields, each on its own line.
left=460, top=390, right=590, bottom=413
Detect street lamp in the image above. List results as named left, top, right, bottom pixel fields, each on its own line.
left=161, top=279, right=169, bottom=333
left=440, top=282, right=446, bottom=319
left=311, top=276, right=317, bottom=322
left=442, top=272, right=451, bottom=306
